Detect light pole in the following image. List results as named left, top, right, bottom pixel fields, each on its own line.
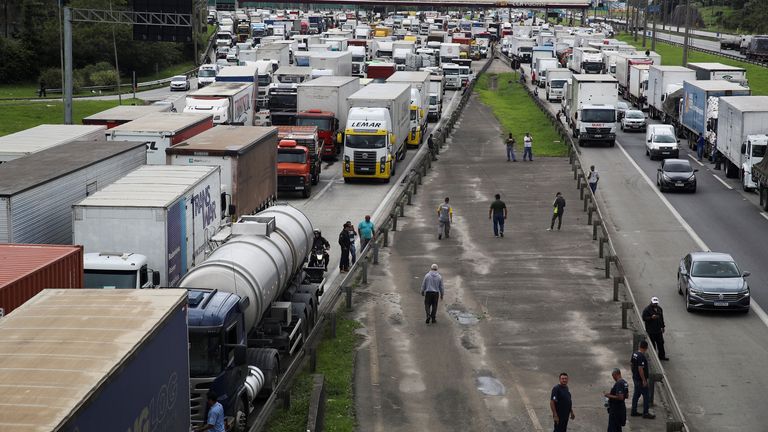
left=682, top=0, right=691, bottom=66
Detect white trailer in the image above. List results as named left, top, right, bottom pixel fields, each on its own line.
left=545, top=68, right=572, bottom=102
left=534, top=57, right=559, bottom=87
left=565, top=74, right=619, bottom=147
left=439, top=42, right=460, bottom=64
left=74, top=165, right=223, bottom=287
left=309, top=50, right=353, bottom=76
left=0, top=125, right=105, bottom=163
left=297, top=76, right=360, bottom=133
left=628, top=64, right=650, bottom=108
left=386, top=71, right=430, bottom=145
left=647, top=65, right=696, bottom=120
left=257, top=43, right=291, bottom=68
left=716, top=96, right=768, bottom=187
left=184, top=82, right=256, bottom=126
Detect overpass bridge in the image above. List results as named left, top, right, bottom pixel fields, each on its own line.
left=245, top=0, right=592, bottom=8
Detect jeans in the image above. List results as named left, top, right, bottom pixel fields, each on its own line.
left=349, top=243, right=357, bottom=264
left=438, top=220, right=451, bottom=238
left=697, top=145, right=704, bottom=160
left=361, top=237, right=372, bottom=252
left=649, top=332, right=666, bottom=358
left=523, top=146, right=533, bottom=161
left=553, top=416, right=569, bottom=432
left=424, top=291, right=440, bottom=320
left=339, top=247, right=350, bottom=271
left=492, top=214, right=505, bottom=236
left=631, top=378, right=650, bottom=415
left=589, top=182, right=597, bottom=193
left=506, top=145, right=517, bottom=161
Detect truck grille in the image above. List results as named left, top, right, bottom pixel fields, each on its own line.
left=278, top=176, right=304, bottom=187
left=354, top=151, right=377, bottom=175
left=586, top=127, right=612, bottom=134
left=698, top=292, right=745, bottom=301
left=190, top=377, right=214, bottom=422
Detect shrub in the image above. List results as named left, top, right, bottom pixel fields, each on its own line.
left=89, top=69, right=118, bottom=87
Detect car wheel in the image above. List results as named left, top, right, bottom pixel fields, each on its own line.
left=620, top=124, right=624, bottom=131
left=677, top=275, right=683, bottom=295
left=685, top=289, right=693, bottom=312
left=645, top=147, right=649, bottom=156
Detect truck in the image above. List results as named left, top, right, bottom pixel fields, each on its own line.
left=0, top=140, right=145, bottom=245
left=179, top=205, right=324, bottom=429
left=686, top=62, right=747, bottom=83
left=428, top=74, right=444, bottom=121
left=74, top=165, right=222, bottom=287
left=0, top=244, right=83, bottom=315
left=564, top=74, right=619, bottom=147
left=198, top=64, right=220, bottom=87
left=614, top=54, right=653, bottom=97
left=442, top=62, right=462, bottom=90
left=745, top=36, right=768, bottom=62
left=106, top=112, right=214, bottom=165
left=166, top=126, right=278, bottom=220
left=0, top=289, right=190, bottom=431
left=184, top=82, right=256, bottom=126
left=571, top=47, right=605, bottom=74
left=82, top=105, right=170, bottom=129
left=0, top=124, right=105, bottom=163
left=309, top=50, right=353, bottom=76
left=296, top=76, right=360, bottom=158
left=366, top=61, right=396, bottom=81
left=349, top=45, right=368, bottom=77
left=531, top=46, right=554, bottom=71
left=510, top=36, right=535, bottom=63
left=715, top=96, right=768, bottom=187
left=752, top=146, right=768, bottom=210
left=216, top=63, right=263, bottom=105
left=628, top=64, right=651, bottom=108
left=386, top=71, right=430, bottom=146
left=276, top=139, right=314, bottom=197
left=342, top=83, right=411, bottom=182
left=533, top=57, right=559, bottom=88
left=439, top=42, right=461, bottom=64
left=680, top=80, right=751, bottom=142
left=545, top=68, right=571, bottom=102
left=647, top=65, right=696, bottom=121
left=277, top=125, right=321, bottom=187
left=256, top=43, right=291, bottom=68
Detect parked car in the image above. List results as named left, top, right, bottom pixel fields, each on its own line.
left=616, top=101, right=630, bottom=121
left=620, top=109, right=647, bottom=132
left=678, top=252, right=750, bottom=313
left=657, top=158, right=697, bottom=192
left=170, top=75, right=190, bottom=91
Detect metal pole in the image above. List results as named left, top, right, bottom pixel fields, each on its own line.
left=642, top=0, right=649, bottom=47
left=63, top=6, right=73, bottom=125
left=682, top=0, right=691, bottom=66
left=652, top=2, right=658, bottom=51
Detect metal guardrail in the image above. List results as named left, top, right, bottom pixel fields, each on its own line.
left=497, top=50, right=689, bottom=432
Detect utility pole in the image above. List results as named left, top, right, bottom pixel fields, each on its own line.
left=682, top=0, right=691, bottom=65
left=642, top=0, right=649, bottom=47
left=624, top=0, right=631, bottom=34
left=651, top=0, right=657, bottom=51
left=63, top=7, right=73, bottom=124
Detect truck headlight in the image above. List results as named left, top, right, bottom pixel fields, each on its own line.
left=344, top=155, right=350, bottom=172
left=380, top=156, right=386, bottom=173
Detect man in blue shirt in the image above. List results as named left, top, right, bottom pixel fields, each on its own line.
left=604, top=368, right=628, bottom=432
left=358, top=215, right=375, bottom=251
left=194, top=390, right=225, bottom=432
left=550, top=372, right=575, bottom=431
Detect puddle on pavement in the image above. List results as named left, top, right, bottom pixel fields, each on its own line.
left=476, top=376, right=506, bottom=396
left=448, top=309, right=479, bottom=325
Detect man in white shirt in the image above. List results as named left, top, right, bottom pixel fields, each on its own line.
left=588, top=165, right=600, bottom=193
left=523, top=132, right=533, bottom=161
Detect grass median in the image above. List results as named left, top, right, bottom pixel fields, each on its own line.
left=617, top=34, right=768, bottom=95
left=475, top=72, right=568, bottom=157
left=0, top=99, right=142, bottom=137
left=266, top=314, right=360, bottom=432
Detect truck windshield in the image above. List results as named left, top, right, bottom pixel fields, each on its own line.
left=752, top=145, right=767, bottom=158
left=278, top=149, right=307, bottom=163
left=84, top=270, right=137, bottom=289
left=189, top=329, right=223, bottom=376
left=550, top=80, right=566, bottom=88
left=443, top=69, right=459, bottom=75
left=346, top=134, right=386, bottom=149
left=410, top=109, right=418, bottom=121
left=583, top=62, right=603, bottom=73
left=199, top=69, right=216, bottom=78
left=296, top=116, right=332, bottom=129
left=429, top=95, right=438, bottom=104
left=581, top=109, right=616, bottom=123
left=269, top=94, right=297, bottom=110
left=754, top=38, right=768, bottom=51
left=258, top=75, right=272, bottom=86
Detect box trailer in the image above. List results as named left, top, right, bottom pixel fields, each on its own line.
left=0, top=289, right=190, bottom=431
left=386, top=71, right=430, bottom=145
left=74, top=165, right=222, bottom=287
left=0, top=140, right=146, bottom=245
left=256, top=43, right=291, bottom=68
left=647, top=65, right=696, bottom=120
left=82, top=105, right=171, bottom=129
left=680, top=80, right=751, bottom=139
left=715, top=96, right=768, bottom=185
left=564, top=74, right=619, bottom=147
left=166, top=126, right=278, bottom=219
left=0, top=244, right=83, bottom=315
left=687, top=62, right=747, bottom=82
left=107, top=112, right=213, bottom=165
left=296, top=76, right=361, bottom=156
left=309, top=50, right=353, bottom=76
left=0, top=124, right=105, bottom=163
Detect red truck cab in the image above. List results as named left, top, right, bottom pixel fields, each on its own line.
left=295, top=109, right=339, bottom=159
left=277, top=139, right=312, bottom=198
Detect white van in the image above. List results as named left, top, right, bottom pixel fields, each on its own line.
left=646, top=124, right=679, bottom=160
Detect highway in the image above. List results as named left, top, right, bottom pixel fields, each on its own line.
left=521, top=64, right=768, bottom=431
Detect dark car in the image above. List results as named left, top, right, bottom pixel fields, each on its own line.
left=678, top=252, right=750, bottom=313
left=657, top=158, right=697, bottom=192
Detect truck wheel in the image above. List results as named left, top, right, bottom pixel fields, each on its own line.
left=311, top=172, right=319, bottom=186
left=390, top=159, right=397, bottom=177
left=608, top=140, right=615, bottom=148
left=233, top=398, right=248, bottom=432
left=302, top=183, right=311, bottom=198
left=249, top=348, right=280, bottom=396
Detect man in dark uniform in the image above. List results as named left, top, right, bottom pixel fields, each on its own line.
left=550, top=372, right=575, bottom=432
left=642, top=296, right=669, bottom=360
left=604, top=368, right=628, bottom=432
left=630, top=340, right=655, bottom=419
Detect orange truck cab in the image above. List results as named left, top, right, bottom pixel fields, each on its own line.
left=277, top=125, right=321, bottom=186
left=277, top=139, right=313, bottom=198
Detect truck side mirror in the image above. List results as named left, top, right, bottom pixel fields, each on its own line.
left=336, top=132, right=343, bottom=144
left=152, top=271, right=160, bottom=286
left=228, top=204, right=237, bottom=217
left=741, top=143, right=747, bottom=154
left=220, top=192, right=228, bottom=215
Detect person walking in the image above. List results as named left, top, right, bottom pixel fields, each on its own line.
left=427, top=133, right=438, bottom=161
left=194, top=391, right=225, bottom=432
left=696, top=134, right=706, bottom=161
left=548, top=192, right=566, bottom=231
left=642, top=297, right=669, bottom=361
left=346, top=221, right=358, bottom=265
left=550, top=372, right=576, bottom=432
left=630, top=340, right=656, bottom=419
left=437, top=197, right=453, bottom=240
left=604, top=368, right=628, bottom=432
left=505, top=133, right=517, bottom=162
left=713, top=147, right=722, bottom=170
left=338, top=223, right=351, bottom=272
left=488, top=193, right=507, bottom=238
left=358, top=215, right=375, bottom=251
left=38, top=79, right=47, bottom=98
left=421, top=263, right=444, bottom=324
left=587, top=165, right=600, bottom=193
left=523, top=132, right=534, bottom=161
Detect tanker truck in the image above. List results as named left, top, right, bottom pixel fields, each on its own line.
left=179, top=205, right=325, bottom=431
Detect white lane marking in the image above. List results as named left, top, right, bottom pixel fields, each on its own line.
left=616, top=140, right=768, bottom=329
left=712, top=174, right=734, bottom=190
left=761, top=212, right=768, bottom=222
left=687, top=154, right=704, bottom=166
left=309, top=177, right=337, bottom=202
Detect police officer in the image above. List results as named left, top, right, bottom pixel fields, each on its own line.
left=550, top=372, right=575, bottom=432
left=604, top=368, right=628, bottom=432
left=630, top=340, right=655, bottom=419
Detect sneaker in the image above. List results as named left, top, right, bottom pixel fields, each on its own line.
left=643, top=414, right=656, bottom=419
left=426, top=318, right=430, bottom=324
left=547, top=228, right=552, bottom=231
left=438, top=234, right=442, bottom=240
left=494, top=234, right=499, bottom=237
left=660, top=357, right=670, bottom=361
left=500, top=232, right=504, bottom=238
left=431, top=317, right=436, bottom=324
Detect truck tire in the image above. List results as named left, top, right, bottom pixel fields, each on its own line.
left=302, top=183, right=311, bottom=198
left=249, top=348, right=280, bottom=396
left=311, top=170, right=319, bottom=186
left=725, top=161, right=738, bottom=179
left=608, top=140, right=615, bottom=148
left=233, top=397, right=248, bottom=432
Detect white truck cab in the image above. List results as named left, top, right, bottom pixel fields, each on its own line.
left=442, top=63, right=462, bottom=90
left=84, top=253, right=159, bottom=289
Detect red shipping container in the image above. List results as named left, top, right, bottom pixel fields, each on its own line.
left=0, top=244, right=83, bottom=315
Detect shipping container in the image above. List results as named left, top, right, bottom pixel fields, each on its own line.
left=0, top=289, right=190, bottom=432
left=0, top=244, right=83, bottom=315
left=81, top=105, right=171, bottom=129
left=73, top=165, right=222, bottom=287
left=0, top=140, right=146, bottom=245
left=0, top=125, right=106, bottom=163
left=166, top=126, right=278, bottom=219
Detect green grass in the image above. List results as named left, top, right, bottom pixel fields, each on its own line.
left=617, top=34, right=768, bottom=95
left=0, top=99, right=142, bottom=137
left=475, top=72, right=568, bottom=157
left=266, top=315, right=361, bottom=432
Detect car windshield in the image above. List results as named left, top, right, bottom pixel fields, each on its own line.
left=199, top=70, right=216, bottom=77
left=654, top=134, right=677, bottom=143
left=84, top=270, right=137, bottom=289
left=664, top=162, right=692, bottom=172
left=581, top=108, right=615, bottom=122
left=626, top=111, right=644, bottom=119
left=691, top=260, right=741, bottom=278
left=172, top=76, right=186, bottom=82
left=278, top=149, right=307, bottom=163
left=346, top=134, right=386, bottom=149
left=189, top=329, right=223, bottom=376
left=617, top=102, right=629, bottom=110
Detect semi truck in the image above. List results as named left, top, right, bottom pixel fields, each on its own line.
left=342, top=83, right=411, bottom=182
left=564, top=74, right=619, bottom=147
left=647, top=65, right=696, bottom=121
left=715, top=96, right=768, bottom=186
left=166, top=126, right=278, bottom=219
left=309, top=50, right=353, bottom=76
left=180, top=205, right=324, bottom=430
left=428, top=74, right=444, bottom=121
left=745, top=36, right=768, bottom=62
left=256, top=43, right=291, bottom=68
left=184, top=82, right=256, bottom=126
left=277, top=125, right=322, bottom=188
left=680, top=80, right=751, bottom=142
left=106, top=112, right=214, bottom=165
left=570, top=47, right=604, bottom=74
left=82, top=105, right=171, bottom=129
left=386, top=71, right=430, bottom=146
left=752, top=148, right=768, bottom=210
left=545, top=68, right=571, bottom=102
left=296, top=76, right=360, bottom=157
left=439, top=42, right=461, bottom=64
left=686, top=62, right=747, bottom=83
left=628, top=64, right=650, bottom=108
left=0, top=124, right=105, bottom=163
left=0, top=289, right=190, bottom=432
left=0, top=140, right=145, bottom=245
left=74, top=165, right=223, bottom=287
left=614, top=54, right=653, bottom=97
left=366, top=62, right=397, bottom=81
left=277, top=139, right=314, bottom=198
left=0, top=244, right=83, bottom=316
left=533, top=57, right=559, bottom=88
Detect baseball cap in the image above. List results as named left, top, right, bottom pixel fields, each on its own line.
left=651, top=296, right=659, bottom=304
